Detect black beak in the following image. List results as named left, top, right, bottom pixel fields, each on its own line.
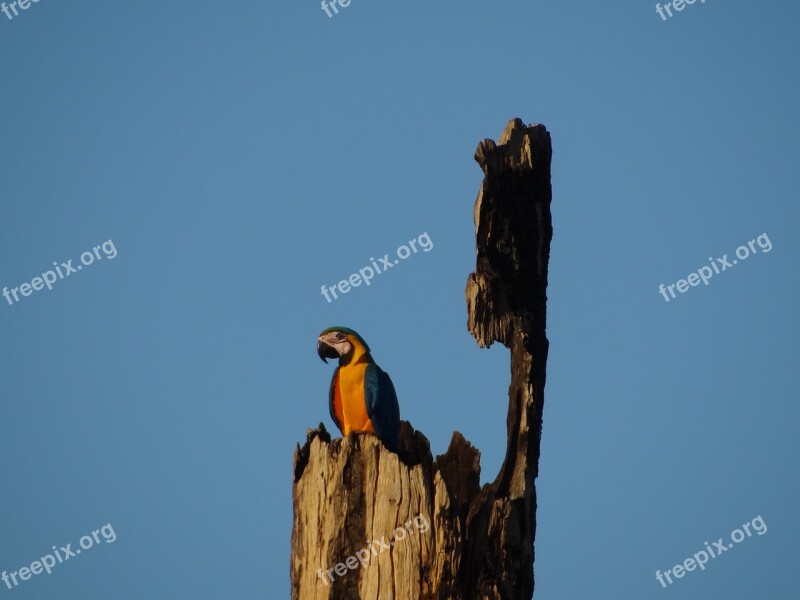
left=317, top=340, right=340, bottom=363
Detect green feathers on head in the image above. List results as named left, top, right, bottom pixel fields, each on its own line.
left=320, top=326, right=371, bottom=353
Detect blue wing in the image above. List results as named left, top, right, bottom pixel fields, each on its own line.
left=328, top=367, right=343, bottom=434
left=364, top=363, right=400, bottom=453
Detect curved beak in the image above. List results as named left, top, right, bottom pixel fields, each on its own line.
left=317, top=339, right=340, bottom=363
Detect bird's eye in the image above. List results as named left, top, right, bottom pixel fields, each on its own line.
left=336, top=333, right=346, bottom=340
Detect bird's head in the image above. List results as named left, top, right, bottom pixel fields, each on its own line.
left=317, top=327, right=371, bottom=365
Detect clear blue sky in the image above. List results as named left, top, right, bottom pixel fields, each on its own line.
left=1, top=1, right=798, bottom=598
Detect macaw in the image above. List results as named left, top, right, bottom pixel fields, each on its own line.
left=317, top=327, right=400, bottom=453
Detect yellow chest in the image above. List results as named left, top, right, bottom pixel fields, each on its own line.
left=335, top=364, right=374, bottom=435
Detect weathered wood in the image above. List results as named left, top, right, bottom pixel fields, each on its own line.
left=461, top=118, right=552, bottom=599
left=291, top=118, right=552, bottom=599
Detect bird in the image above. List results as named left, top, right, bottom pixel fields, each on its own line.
left=317, top=327, right=400, bottom=453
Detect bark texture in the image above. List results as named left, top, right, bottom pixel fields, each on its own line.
left=291, top=118, right=552, bottom=600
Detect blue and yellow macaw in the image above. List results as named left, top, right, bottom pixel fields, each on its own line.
left=317, top=327, right=400, bottom=453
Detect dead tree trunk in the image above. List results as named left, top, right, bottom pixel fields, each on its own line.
left=291, top=118, right=553, bottom=600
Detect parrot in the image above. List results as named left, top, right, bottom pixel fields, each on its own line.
left=317, top=327, right=400, bottom=453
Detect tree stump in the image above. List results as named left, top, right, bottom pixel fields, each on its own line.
left=291, top=118, right=553, bottom=600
